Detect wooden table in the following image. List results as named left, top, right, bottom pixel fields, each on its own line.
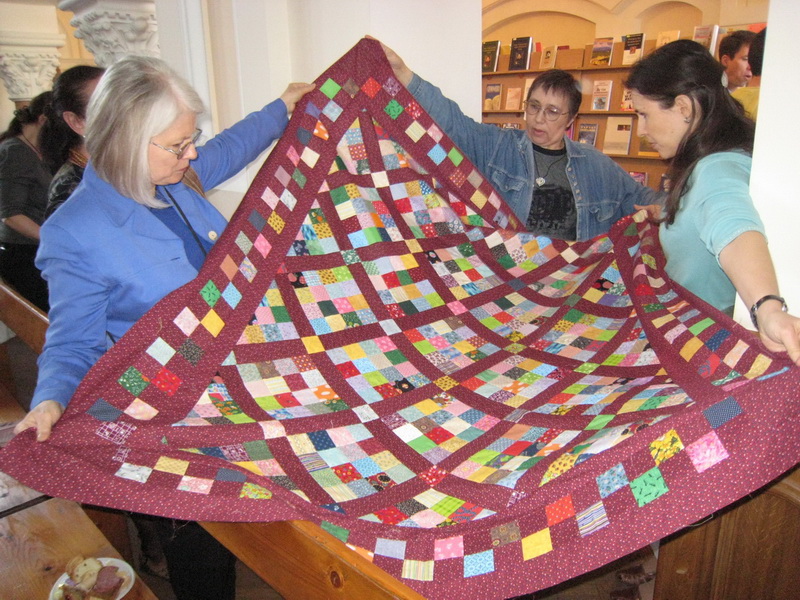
left=0, top=471, right=157, bottom=600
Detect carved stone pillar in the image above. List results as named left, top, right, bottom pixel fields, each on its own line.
left=0, top=31, right=64, bottom=103
left=59, top=0, right=159, bottom=67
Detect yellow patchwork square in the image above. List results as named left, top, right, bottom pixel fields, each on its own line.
left=434, top=376, right=458, bottom=391
left=679, top=337, right=703, bottom=361
left=343, top=342, right=367, bottom=360
left=405, top=239, right=422, bottom=253
left=301, top=147, right=320, bottom=168
left=468, top=465, right=495, bottom=483
left=522, top=528, right=553, bottom=561
left=650, top=429, right=684, bottom=465
left=267, top=211, right=285, bottom=234
left=400, top=254, right=419, bottom=270
left=470, top=189, right=488, bottom=208
left=201, top=309, right=225, bottom=337
left=302, top=335, right=325, bottom=353
left=154, top=456, right=190, bottom=475
left=406, top=121, right=426, bottom=142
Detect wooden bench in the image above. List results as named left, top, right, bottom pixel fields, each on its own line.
left=0, top=281, right=156, bottom=599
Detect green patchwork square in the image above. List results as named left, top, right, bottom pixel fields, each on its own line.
left=200, top=280, right=221, bottom=307
left=575, top=362, right=599, bottom=374
left=586, top=415, right=614, bottom=430
left=118, top=367, right=149, bottom=396
left=243, top=440, right=273, bottom=460
left=321, top=521, right=349, bottom=543
left=332, top=265, right=353, bottom=281
left=431, top=496, right=465, bottom=516
left=320, top=78, right=341, bottom=99
left=689, top=318, right=715, bottom=335
left=329, top=186, right=350, bottom=205
left=471, top=449, right=500, bottom=465
left=408, top=436, right=437, bottom=453
left=448, top=147, right=463, bottom=166
left=384, top=99, right=404, bottom=119
left=630, top=467, right=668, bottom=507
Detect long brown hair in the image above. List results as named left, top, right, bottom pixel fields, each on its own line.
left=624, top=40, right=755, bottom=224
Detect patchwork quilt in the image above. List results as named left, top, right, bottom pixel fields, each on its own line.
left=2, top=39, right=799, bottom=599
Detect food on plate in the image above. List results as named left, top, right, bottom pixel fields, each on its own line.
left=54, top=555, right=130, bottom=600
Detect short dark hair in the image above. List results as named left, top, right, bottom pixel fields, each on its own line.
left=526, top=69, right=582, bottom=116
left=718, top=29, right=756, bottom=60
left=748, top=27, right=766, bottom=77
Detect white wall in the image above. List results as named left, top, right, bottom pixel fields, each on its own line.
left=154, top=0, right=479, bottom=218
left=746, top=0, right=799, bottom=318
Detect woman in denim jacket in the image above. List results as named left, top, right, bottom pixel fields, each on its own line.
left=379, top=41, right=662, bottom=241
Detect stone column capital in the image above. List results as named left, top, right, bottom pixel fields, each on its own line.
left=59, top=0, right=159, bottom=67
left=0, top=31, right=64, bottom=102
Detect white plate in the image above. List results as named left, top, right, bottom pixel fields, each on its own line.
left=49, top=557, right=134, bottom=600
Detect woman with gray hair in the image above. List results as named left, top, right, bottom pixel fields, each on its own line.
left=14, top=54, right=313, bottom=599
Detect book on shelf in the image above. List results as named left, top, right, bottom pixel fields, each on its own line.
left=504, top=86, right=523, bottom=111
left=482, top=40, right=501, bottom=73
left=692, top=24, right=720, bottom=54
left=602, top=116, right=633, bottom=155
left=621, top=33, right=646, bottom=65
left=638, top=135, right=659, bottom=157
left=577, top=123, right=598, bottom=147
left=509, top=36, right=533, bottom=70
left=539, top=45, right=557, bottom=69
left=628, top=171, right=649, bottom=186
left=591, top=79, right=613, bottom=111
left=523, top=77, right=536, bottom=104
left=557, top=44, right=571, bottom=50
left=484, top=83, right=503, bottom=111
left=620, top=88, right=634, bottom=112
left=589, top=36, right=614, bottom=66
left=656, top=29, right=681, bottom=48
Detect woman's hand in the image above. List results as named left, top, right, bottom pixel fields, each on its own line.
left=633, top=204, right=662, bottom=222
left=13, top=400, right=64, bottom=442
left=280, top=83, right=316, bottom=114
left=756, top=309, right=800, bottom=366
left=366, top=36, right=413, bottom=87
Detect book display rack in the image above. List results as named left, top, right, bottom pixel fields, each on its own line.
left=481, top=38, right=669, bottom=188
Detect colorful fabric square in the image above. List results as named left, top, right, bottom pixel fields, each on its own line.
left=4, top=39, right=800, bottom=600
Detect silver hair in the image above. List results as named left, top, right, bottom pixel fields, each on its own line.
left=85, top=55, right=204, bottom=207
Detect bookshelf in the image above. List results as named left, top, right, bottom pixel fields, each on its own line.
left=481, top=39, right=667, bottom=189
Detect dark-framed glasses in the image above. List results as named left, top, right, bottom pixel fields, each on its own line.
left=525, top=102, right=569, bottom=122
left=151, top=128, right=203, bottom=159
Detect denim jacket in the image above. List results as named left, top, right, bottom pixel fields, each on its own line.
left=407, top=74, right=663, bottom=240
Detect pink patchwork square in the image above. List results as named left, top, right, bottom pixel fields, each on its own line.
left=686, top=431, right=729, bottom=473
left=434, top=535, right=464, bottom=559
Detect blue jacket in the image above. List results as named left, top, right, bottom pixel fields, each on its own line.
left=32, top=99, right=289, bottom=409
left=407, top=74, right=663, bottom=240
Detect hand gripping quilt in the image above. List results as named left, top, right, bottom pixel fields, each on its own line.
left=3, top=39, right=799, bottom=599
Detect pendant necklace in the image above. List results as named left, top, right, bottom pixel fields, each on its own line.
left=19, top=132, right=42, bottom=160
left=534, top=151, right=566, bottom=187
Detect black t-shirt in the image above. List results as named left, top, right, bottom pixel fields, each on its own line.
left=526, top=143, right=577, bottom=241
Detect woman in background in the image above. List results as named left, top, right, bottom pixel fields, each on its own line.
left=0, top=91, right=54, bottom=311
left=13, top=55, right=314, bottom=600
left=625, top=39, right=800, bottom=364
left=40, top=65, right=105, bottom=218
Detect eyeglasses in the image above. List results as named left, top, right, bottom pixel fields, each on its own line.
left=150, top=128, right=202, bottom=159
left=525, top=102, right=569, bottom=122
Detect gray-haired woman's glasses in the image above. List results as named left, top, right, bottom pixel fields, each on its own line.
left=525, top=102, right=569, bottom=122
left=150, top=128, right=203, bottom=159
